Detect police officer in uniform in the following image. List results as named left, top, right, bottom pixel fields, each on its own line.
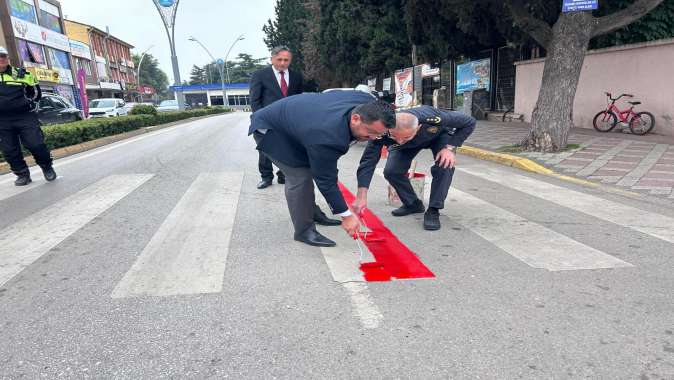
left=0, top=46, right=56, bottom=186
left=353, top=105, right=475, bottom=231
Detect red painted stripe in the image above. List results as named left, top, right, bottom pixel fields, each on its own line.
left=339, top=183, right=435, bottom=282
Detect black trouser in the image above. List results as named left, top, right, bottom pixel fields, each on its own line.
left=254, top=132, right=324, bottom=235
left=0, top=113, right=52, bottom=175
left=258, top=151, right=284, bottom=182
left=383, top=145, right=455, bottom=210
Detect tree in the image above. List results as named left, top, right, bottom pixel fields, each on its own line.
left=263, top=0, right=311, bottom=73
left=189, top=64, right=206, bottom=85
left=132, top=53, right=169, bottom=98
left=502, top=0, right=664, bottom=151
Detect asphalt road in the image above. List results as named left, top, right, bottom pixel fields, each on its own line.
left=1, top=112, right=673, bottom=379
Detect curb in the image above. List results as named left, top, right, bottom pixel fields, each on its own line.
left=458, top=145, right=553, bottom=175
left=0, top=113, right=231, bottom=175
left=458, top=145, right=642, bottom=198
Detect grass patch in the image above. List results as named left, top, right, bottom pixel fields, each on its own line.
left=496, top=145, right=526, bottom=153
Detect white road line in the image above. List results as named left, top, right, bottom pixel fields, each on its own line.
left=460, top=166, right=674, bottom=245
left=315, top=197, right=382, bottom=329
left=445, top=188, right=633, bottom=271
left=0, top=177, right=48, bottom=202
left=0, top=113, right=243, bottom=185
left=343, top=282, right=384, bottom=329
left=0, top=174, right=153, bottom=288
left=111, top=172, right=244, bottom=298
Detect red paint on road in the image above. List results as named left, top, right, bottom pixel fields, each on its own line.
left=339, top=183, right=435, bottom=282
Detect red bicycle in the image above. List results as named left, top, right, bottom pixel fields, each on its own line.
left=593, top=92, right=655, bottom=135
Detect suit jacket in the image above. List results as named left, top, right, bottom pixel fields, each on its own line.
left=248, top=90, right=377, bottom=214
left=357, top=106, right=476, bottom=188
left=249, top=66, right=303, bottom=112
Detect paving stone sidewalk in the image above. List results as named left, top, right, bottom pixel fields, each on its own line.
left=466, top=121, right=674, bottom=199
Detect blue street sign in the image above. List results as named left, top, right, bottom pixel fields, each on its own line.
left=158, top=0, right=175, bottom=7
left=563, top=0, right=598, bottom=12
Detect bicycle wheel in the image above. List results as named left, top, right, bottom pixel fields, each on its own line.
left=629, top=111, right=656, bottom=135
left=593, top=111, right=617, bottom=132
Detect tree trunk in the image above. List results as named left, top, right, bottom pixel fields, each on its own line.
left=523, top=12, right=594, bottom=152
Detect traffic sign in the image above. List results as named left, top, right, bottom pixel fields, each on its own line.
left=563, top=0, right=598, bottom=12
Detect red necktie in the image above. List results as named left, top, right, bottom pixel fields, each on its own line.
left=280, top=71, right=288, bottom=97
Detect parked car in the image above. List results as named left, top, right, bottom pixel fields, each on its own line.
left=38, top=94, right=83, bottom=125
left=88, top=98, right=128, bottom=118
left=156, top=99, right=190, bottom=113
left=122, top=102, right=139, bottom=113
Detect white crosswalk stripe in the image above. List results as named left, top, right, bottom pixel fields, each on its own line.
left=111, top=172, right=244, bottom=298
left=0, top=178, right=49, bottom=202
left=0, top=174, right=153, bottom=288
left=459, top=166, right=674, bottom=245
left=375, top=167, right=633, bottom=271
left=444, top=188, right=633, bottom=271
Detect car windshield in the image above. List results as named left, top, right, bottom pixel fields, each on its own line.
left=90, top=100, right=116, bottom=108
left=159, top=100, right=178, bottom=107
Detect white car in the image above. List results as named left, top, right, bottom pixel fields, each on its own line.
left=88, top=98, right=128, bottom=118
left=156, top=99, right=180, bottom=113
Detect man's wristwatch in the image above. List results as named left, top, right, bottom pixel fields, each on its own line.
left=445, top=145, right=457, bottom=153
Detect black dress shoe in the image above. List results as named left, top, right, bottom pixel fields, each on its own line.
left=257, top=180, right=272, bottom=189
left=392, top=199, right=425, bottom=217
left=14, top=172, right=32, bottom=186
left=294, top=228, right=336, bottom=247
left=42, top=166, right=57, bottom=182
left=314, top=209, right=341, bottom=226
left=277, top=176, right=285, bottom=184
left=423, top=208, right=441, bottom=231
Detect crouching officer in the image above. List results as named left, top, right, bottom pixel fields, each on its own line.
left=353, top=105, right=476, bottom=230
left=0, top=46, right=56, bottom=186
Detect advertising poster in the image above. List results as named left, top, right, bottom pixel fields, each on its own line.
left=382, top=77, right=391, bottom=92
left=456, top=58, right=490, bottom=94
left=394, top=68, right=414, bottom=107
left=77, top=69, right=89, bottom=117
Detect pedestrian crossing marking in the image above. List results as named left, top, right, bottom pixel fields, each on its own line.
left=445, top=188, right=634, bottom=271
left=0, top=174, right=153, bottom=288
left=111, top=172, right=244, bottom=298
left=459, top=166, right=674, bottom=245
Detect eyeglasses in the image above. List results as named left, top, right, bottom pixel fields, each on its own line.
left=0, top=54, right=8, bottom=59
left=372, top=129, right=391, bottom=140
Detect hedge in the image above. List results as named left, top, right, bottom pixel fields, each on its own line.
left=0, top=107, right=232, bottom=163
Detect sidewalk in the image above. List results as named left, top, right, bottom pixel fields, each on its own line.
left=465, top=121, right=674, bottom=199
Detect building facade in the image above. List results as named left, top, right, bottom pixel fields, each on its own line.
left=0, top=0, right=79, bottom=107
left=168, top=83, right=250, bottom=110
left=64, top=19, right=136, bottom=101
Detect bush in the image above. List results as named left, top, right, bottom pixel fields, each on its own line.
left=0, top=107, right=233, bottom=162
left=129, top=104, right=158, bottom=116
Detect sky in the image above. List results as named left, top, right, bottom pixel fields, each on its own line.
left=59, top=0, right=276, bottom=84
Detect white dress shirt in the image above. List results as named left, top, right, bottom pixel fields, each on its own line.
left=271, top=65, right=290, bottom=89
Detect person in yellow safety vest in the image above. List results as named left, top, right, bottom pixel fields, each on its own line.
left=0, top=45, right=56, bottom=186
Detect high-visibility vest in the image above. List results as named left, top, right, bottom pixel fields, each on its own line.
left=0, top=65, right=40, bottom=114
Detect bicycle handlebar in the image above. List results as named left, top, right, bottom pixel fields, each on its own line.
left=605, top=92, right=635, bottom=102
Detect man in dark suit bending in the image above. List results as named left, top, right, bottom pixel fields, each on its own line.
left=249, top=46, right=303, bottom=189
left=249, top=91, right=396, bottom=247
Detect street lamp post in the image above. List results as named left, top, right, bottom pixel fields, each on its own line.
left=152, top=0, right=185, bottom=110
left=136, top=45, right=154, bottom=103
left=223, top=34, right=245, bottom=106
left=188, top=36, right=227, bottom=108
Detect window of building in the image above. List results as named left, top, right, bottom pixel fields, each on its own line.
left=10, top=0, right=37, bottom=24
left=227, top=95, right=250, bottom=106
left=75, top=58, right=93, bottom=76
left=38, top=0, right=62, bottom=33
left=17, top=39, right=46, bottom=66
left=47, top=48, right=71, bottom=69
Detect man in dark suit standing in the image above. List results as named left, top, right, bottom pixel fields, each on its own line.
left=249, top=91, right=396, bottom=247
left=249, top=46, right=303, bottom=189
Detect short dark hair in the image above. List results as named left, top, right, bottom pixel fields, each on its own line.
left=352, top=100, right=396, bottom=129
left=271, top=46, right=291, bottom=56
